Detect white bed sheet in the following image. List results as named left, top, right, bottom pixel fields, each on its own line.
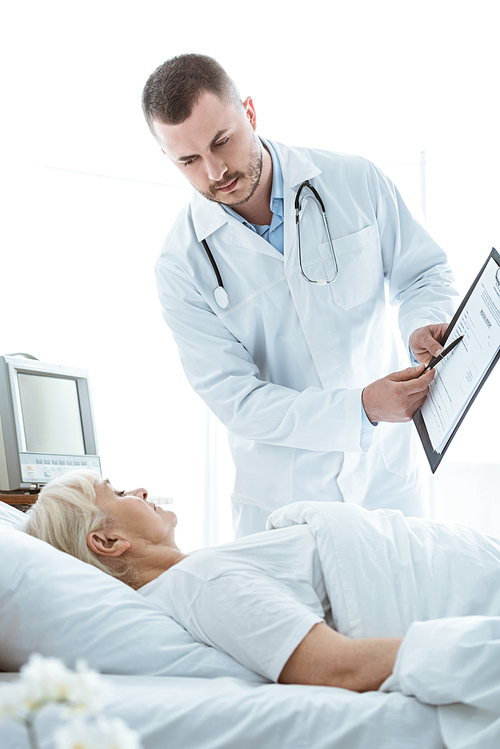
left=0, top=672, right=443, bottom=749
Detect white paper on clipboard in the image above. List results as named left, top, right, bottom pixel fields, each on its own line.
left=420, top=256, right=500, bottom=453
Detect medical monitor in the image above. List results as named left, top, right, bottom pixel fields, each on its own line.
left=0, top=355, right=101, bottom=492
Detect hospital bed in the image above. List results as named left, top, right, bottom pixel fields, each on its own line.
left=0, top=500, right=453, bottom=748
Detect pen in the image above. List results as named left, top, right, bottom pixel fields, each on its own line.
left=420, top=335, right=464, bottom=375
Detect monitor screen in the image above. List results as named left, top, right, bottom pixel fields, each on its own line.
left=17, top=373, right=85, bottom=455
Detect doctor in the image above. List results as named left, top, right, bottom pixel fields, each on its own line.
left=142, top=54, right=458, bottom=537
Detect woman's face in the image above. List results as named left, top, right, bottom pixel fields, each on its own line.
left=95, top=479, right=178, bottom=548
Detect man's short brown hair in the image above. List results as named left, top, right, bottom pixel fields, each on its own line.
left=142, top=54, right=242, bottom=137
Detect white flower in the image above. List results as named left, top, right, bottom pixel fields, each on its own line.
left=65, top=660, right=112, bottom=714
left=54, top=716, right=142, bottom=749
left=0, top=655, right=139, bottom=749
left=0, top=654, right=110, bottom=723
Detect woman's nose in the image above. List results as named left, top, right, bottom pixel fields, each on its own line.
left=129, top=487, right=148, bottom=500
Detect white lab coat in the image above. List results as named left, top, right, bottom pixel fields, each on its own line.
left=156, top=142, right=458, bottom=535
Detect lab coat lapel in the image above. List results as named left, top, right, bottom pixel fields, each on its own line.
left=273, top=141, right=322, bottom=189
left=190, top=191, right=229, bottom=242
left=224, top=221, right=280, bottom=259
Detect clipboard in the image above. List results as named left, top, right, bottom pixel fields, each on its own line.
left=414, top=248, right=500, bottom=472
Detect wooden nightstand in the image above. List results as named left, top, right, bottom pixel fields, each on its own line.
left=0, top=494, right=39, bottom=512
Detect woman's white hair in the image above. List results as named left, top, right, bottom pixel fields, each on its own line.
left=24, top=469, right=132, bottom=582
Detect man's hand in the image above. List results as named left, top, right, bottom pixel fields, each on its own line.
left=409, top=323, right=449, bottom=365
left=362, top=364, right=435, bottom=424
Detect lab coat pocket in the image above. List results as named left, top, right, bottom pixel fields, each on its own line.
left=327, top=225, right=382, bottom=310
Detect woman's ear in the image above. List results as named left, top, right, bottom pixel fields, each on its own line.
left=86, top=529, right=131, bottom=557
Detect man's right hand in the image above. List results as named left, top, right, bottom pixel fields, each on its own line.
left=362, top=364, right=435, bottom=424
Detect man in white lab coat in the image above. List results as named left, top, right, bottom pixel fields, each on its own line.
left=142, top=54, right=458, bottom=536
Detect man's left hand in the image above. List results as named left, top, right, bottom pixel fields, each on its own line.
left=409, top=323, right=449, bottom=365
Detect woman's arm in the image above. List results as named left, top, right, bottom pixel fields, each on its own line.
left=278, top=622, right=402, bottom=692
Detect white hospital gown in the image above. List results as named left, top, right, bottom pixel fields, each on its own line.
left=138, top=525, right=329, bottom=682
left=139, top=502, right=500, bottom=692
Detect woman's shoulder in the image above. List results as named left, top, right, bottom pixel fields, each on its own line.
left=175, top=525, right=315, bottom=581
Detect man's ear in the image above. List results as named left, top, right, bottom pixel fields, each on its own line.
left=86, top=529, right=131, bottom=558
left=242, top=96, right=257, bottom=131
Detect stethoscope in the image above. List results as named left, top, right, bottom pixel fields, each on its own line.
left=201, top=180, right=339, bottom=310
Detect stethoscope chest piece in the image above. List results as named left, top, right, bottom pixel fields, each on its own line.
left=201, top=239, right=231, bottom=309
left=214, top=285, right=230, bottom=310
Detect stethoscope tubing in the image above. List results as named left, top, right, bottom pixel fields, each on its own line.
left=295, top=180, right=339, bottom=286
left=203, top=180, right=339, bottom=309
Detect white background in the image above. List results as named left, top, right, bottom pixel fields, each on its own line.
left=1, top=0, right=499, bottom=548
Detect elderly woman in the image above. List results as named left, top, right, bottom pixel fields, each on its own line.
left=24, top=470, right=500, bottom=696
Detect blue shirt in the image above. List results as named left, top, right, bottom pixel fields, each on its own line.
left=221, top=138, right=284, bottom=254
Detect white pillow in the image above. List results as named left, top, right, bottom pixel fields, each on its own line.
left=0, top=524, right=265, bottom=681
left=0, top=499, right=27, bottom=530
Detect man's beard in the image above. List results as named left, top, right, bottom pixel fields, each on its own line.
left=200, top=136, right=263, bottom=207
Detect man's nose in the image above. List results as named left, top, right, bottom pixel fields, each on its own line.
left=206, top=156, right=228, bottom=182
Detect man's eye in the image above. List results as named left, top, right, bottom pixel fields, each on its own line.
left=215, top=138, right=229, bottom=148
left=182, top=157, right=196, bottom=167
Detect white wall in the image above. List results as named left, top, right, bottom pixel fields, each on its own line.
left=1, top=0, right=499, bottom=546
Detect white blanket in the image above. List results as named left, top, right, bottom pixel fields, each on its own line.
left=267, top=502, right=500, bottom=749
